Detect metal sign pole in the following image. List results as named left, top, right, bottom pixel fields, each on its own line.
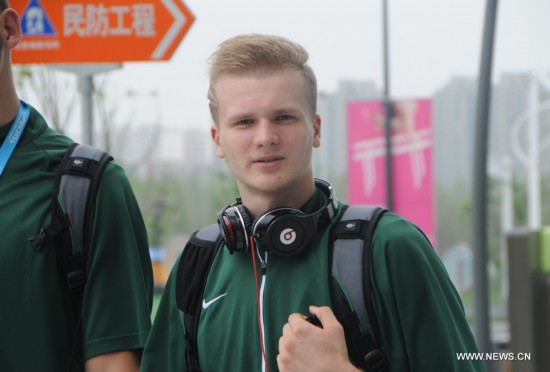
left=382, top=0, right=394, bottom=211
left=77, top=73, right=94, bottom=145
left=472, top=0, right=499, bottom=364
left=52, top=64, right=122, bottom=146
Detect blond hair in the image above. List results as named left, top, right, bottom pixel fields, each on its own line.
left=207, top=34, right=317, bottom=123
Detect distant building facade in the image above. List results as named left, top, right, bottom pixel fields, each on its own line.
left=112, top=125, right=218, bottom=179
left=110, top=72, right=550, bottom=200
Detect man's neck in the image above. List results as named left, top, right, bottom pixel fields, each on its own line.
left=239, top=179, right=316, bottom=219
left=0, top=96, right=19, bottom=128
left=0, top=70, right=21, bottom=127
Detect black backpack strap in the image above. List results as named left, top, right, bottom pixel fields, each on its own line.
left=330, top=205, right=388, bottom=372
left=176, top=224, right=222, bottom=372
left=57, top=143, right=113, bottom=292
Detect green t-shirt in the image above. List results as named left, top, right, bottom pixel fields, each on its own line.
left=142, top=188, right=484, bottom=372
left=0, top=105, right=153, bottom=371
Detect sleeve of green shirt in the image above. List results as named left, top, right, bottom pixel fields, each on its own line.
left=370, top=212, right=485, bottom=372
left=82, top=161, right=154, bottom=360
left=141, top=255, right=187, bottom=372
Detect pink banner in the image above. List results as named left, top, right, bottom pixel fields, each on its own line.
left=347, top=99, right=435, bottom=247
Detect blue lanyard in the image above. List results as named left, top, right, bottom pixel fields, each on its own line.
left=0, top=100, right=30, bottom=176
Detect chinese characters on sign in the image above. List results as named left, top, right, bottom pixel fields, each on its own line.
left=63, top=4, right=156, bottom=38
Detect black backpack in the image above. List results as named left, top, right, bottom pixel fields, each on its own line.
left=28, top=143, right=112, bottom=368
left=175, top=204, right=389, bottom=372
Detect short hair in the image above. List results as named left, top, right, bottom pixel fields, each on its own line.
left=0, top=0, right=9, bottom=11
left=207, top=34, right=317, bottom=123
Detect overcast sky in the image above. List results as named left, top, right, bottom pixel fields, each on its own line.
left=94, top=0, right=550, bottom=131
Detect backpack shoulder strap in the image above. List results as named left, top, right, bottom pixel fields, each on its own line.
left=330, top=204, right=388, bottom=372
left=176, top=224, right=222, bottom=372
left=58, top=143, right=113, bottom=291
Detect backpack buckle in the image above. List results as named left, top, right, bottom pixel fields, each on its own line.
left=28, top=228, right=50, bottom=251
left=67, top=269, right=87, bottom=293
left=364, top=349, right=388, bottom=372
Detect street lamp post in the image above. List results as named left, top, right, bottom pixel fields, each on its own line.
left=382, top=0, right=394, bottom=211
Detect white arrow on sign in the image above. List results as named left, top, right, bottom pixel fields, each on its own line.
left=152, top=0, right=187, bottom=60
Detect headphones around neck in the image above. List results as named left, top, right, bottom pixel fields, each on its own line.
left=217, top=179, right=338, bottom=257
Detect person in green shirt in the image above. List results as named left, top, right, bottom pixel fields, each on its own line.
left=0, top=2, right=153, bottom=371
left=142, top=33, right=484, bottom=371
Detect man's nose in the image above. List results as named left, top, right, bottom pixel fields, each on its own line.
left=254, top=119, right=279, bottom=147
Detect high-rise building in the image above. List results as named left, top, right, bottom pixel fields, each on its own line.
left=315, top=80, right=381, bottom=201
left=432, top=72, right=550, bottom=190
left=432, top=77, right=477, bottom=188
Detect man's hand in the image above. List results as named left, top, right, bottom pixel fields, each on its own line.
left=277, top=305, right=361, bottom=372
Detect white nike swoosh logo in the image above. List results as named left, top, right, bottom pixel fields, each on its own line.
left=202, top=292, right=227, bottom=309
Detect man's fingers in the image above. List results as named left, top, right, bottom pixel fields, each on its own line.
left=309, top=306, right=343, bottom=333
left=309, top=306, right=336, bottom=323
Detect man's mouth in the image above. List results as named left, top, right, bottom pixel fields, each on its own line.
left=254, top=156, right=284, bottom=164
left=255, top=156, right=283, bottom=163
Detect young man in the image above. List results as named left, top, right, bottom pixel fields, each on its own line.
left=142, top=34, right=484, bottom=371
left=0, top=3, right=153, bottom=371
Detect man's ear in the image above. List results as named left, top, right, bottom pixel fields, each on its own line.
left=313, top=114, right=321, bottom=148
left=2, top=8, right=22, bottom=50
left=211, top=125, right=225, bottom=158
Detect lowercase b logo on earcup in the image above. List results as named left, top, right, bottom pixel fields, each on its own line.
left=280, top=228, right=297, bottom=245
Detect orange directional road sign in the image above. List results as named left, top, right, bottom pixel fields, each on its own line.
left=11, top=0, right=194, bottom=64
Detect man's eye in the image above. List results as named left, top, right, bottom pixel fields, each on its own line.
left=237, top=119, right=254, bottom=125
left=275, top=114, right=294, bottom=122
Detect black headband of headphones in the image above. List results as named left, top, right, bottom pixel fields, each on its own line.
left=217, top=178, right=339, bottom=256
